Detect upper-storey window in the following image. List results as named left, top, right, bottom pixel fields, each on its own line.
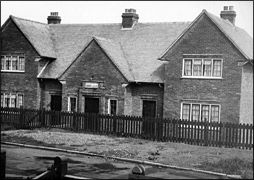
left=182, top=58, right=222, bottom=78
left=1, top=55, right=25, bottom=72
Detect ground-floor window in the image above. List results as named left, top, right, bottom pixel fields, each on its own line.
left=1, top=93, right=23, bottom=108
left=108, top=99, right=118, bottom=115
left=181, top=102, right=220, bottom=122
left=68, top=96, right=77, bottom=112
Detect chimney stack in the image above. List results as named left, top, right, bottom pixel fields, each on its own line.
left=47, top=12, right=61, bottom=24
left=220, top=6, right=236, bottom=26
left=122, top=8, right=139, bottom=28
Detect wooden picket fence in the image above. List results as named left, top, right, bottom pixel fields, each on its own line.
left=1, top=107, right=253, bottom=150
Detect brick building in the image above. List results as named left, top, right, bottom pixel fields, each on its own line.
left=1, top=7, right=253, bottom=124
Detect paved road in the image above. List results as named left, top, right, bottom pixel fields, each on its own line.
left=2, top=144, right=223, bottom=179
left=2, top=144, right=137, bottom=179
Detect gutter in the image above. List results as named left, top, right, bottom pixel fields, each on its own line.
left=1, top=141, right=242, bottom=179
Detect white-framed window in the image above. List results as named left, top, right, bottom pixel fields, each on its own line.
left=180, top=102, right=220, bottom=122
left=108, top=99, right=118, bottom=115
left=182, top=58, right=222, bottom=78
left=1, top=93, right=24, bottom=108
left=68, top=96, right=77, bottom=112
left=1, top=55, right=25, bottom=72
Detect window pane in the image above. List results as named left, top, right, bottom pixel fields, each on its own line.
left=10, top=95, right=16, bottom=107
left=201, top=105, right=209, bottom=122
left=211, top=105, right=219, bottom=122
left=1, top=93, right=4, bottom=107
left=6, top=56, right=11, bottom=70
left=184, top=59, right=192, bottom=76
left=19, top=57, right=25, bottom=71
left=203, top=59, right=212, bottom=76
left=193, top=59, right=202, bottom=76
left=70, top=97, right=76, bottom=112
left=18, top=94, right=23, bottom=108
left=213, top=60, right=221, bottom=77
left=12, top=56, right=18, bottom=70
left=192, top=104, right=200, bottom=121
left=182, top=104, right=190, bottom=120
left=110, top=100, right=117, bottom=115
left=1, top=56, right=5, bottom=70
left=5, top=95, right=10, bottom=107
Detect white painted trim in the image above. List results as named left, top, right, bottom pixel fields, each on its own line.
left=181, top=77, right=223, bottom=80
left=1, top=92, right=24, bottom=108
left=182, top=58, right=223, bottom=79
left=68, top=96, right=77, bottom=112
left=180, top=101, right=221, bottom=123
left=183, top=54, right=223, bottom=56
left=37, top=61, right=49, bottom=78
left=1, top=55, right=25, bottom=72
left=1, top=70, right=25, bottom=73
left=108, top=99, right=118, bottom=115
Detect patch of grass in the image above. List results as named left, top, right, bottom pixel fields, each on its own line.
left=199, top=157, right=253, bottom=178
left=1, top=124, right=16, bottom=131
left=1, top=134, right=55, bottom=147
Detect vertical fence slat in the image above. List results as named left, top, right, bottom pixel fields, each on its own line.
left=1, top=107, right=253, bottom=150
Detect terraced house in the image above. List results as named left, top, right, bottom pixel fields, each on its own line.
left=1, top=6, right=253, bottom=124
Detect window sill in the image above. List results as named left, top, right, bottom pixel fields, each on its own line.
left=1, top=70, right=25, bottom=73
left=181, top=76, right=223, bottom=80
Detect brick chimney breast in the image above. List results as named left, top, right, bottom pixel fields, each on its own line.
left=47, top=12, right=61, bottom=24
left=220, top=6, right=236, bottom=26
left=122, top=8, right=139, bottom=29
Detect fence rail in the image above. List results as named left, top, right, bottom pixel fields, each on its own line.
left=1, top=107, right=253, bottom=150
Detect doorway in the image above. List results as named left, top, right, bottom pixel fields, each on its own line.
left=50, top=95, right=62, bottom=111
left=142, top=100, right=156, bottom=117
left=85, top=97, right=99, bottom=114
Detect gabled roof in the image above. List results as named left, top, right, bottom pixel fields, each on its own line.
left=36, top=21, right=190, bottom=82
left=9, top=16, right=56, bottom=58
left=3, top=10, right=252, bottom=83
left=159, top=10, right=253, bottom=60
left=94, top=36, right=134, bottom=81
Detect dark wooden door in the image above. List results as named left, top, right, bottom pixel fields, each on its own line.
left=142, top=100, right=156, bottom=117
left=142, top=100, right=156, bottom=136
left=50, top=95, right=62, bottom=111
left=85, top=97, right=99, bottom=114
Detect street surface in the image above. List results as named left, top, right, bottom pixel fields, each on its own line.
left=2, top=144, right=222, bottom=179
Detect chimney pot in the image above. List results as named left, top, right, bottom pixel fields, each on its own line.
left=220, top=6, right=236, bottom=26
left=223, top=6, right=228, bottom=11
left=47, top=12, right=61, bottom=24
left=122, top=8, right=139, bottom=29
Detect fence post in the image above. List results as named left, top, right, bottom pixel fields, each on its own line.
left=19, top=106, right=24, bottom=128
left=0, top=149, right=6, bottom=180
left=40, top=108, right=45, bottom=128
left=113, top=114, right=117, bottom=135
left=204, top=118, right=209, bottom=146
left=72, top=112, right=77, bottom=131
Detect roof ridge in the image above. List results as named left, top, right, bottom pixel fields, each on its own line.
left=138, top=21, right=191, bottom=24
left=48, top=21, right=192, bottom=26
left=205, top=11, right=253, bottom=59
left=10, top=15, right=48, bottom=26
left=94, top=36, right=119, bottom=45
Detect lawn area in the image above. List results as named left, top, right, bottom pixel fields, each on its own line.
left=1, top=127, right=253, bottom=179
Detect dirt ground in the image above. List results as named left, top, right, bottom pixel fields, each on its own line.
left=1, top=128, right=253, bottom=176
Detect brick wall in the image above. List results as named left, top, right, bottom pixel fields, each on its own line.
left=162, top=14, right=245, bottom=123
left=239, top=63, right=253, bottom=124
left=40, top=79, right=62, bottom=110
left=125, top=83, right=164, bottom=117
left=60, top=40, right=128, bottom=114
left=1, top=19, right=40, bottom=109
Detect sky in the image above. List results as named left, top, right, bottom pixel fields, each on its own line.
left=1, top=1, right=253, bottom=37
